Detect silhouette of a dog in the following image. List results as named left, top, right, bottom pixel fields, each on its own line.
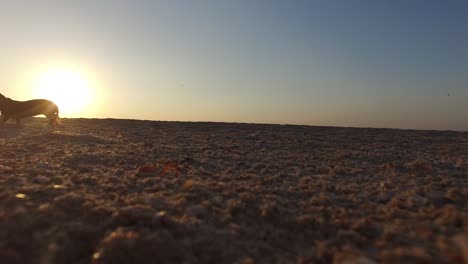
left=0, top=93, right=59, bottom=127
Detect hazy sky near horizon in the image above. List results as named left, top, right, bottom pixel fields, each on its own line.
left=1, top=0, right=467, bottom=130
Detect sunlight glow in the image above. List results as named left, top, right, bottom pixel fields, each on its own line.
left=33, top=68, right=94, bottom=117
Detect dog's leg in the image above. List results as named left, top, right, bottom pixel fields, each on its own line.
left=0, top=115, right=10, bottom=125
left=16, top=118, right=21, bottom=125
left=54, top=113, right=60, bottom=127
left=46, top=115, right=56, bottom=129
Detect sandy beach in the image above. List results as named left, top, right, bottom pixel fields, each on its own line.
left=0, top=117, right=467, bottom=263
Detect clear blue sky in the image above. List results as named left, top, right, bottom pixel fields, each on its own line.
left=1, top=0, right=467, bottom=130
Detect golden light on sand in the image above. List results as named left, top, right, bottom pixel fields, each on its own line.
left=33, top=68, right=94, bottom=117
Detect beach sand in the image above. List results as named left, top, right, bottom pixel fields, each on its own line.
left=0, top=117, right=467, bottom=263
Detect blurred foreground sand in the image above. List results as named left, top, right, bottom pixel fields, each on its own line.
left=0, top=117, right=467, bottom=263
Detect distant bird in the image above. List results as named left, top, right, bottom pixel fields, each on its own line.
left=448, top=93, right=450, bottom=96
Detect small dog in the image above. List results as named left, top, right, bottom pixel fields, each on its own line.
left=0, top=93, right=59, bottom=127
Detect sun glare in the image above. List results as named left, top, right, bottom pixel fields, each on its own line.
left=33, top=68, right=94, bottom=117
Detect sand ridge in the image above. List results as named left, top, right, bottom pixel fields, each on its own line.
left=0, top=118, right=467, bottom=263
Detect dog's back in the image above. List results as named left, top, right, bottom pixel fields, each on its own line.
left=0, top=93, right=59, bottom=125
left=1, top=99, right=58, bottom=118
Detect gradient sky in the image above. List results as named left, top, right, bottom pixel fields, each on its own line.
left=1, top=0, right=467, bottom=130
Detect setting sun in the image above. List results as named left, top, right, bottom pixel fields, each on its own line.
left=33, top=68, right=94, bottom=117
